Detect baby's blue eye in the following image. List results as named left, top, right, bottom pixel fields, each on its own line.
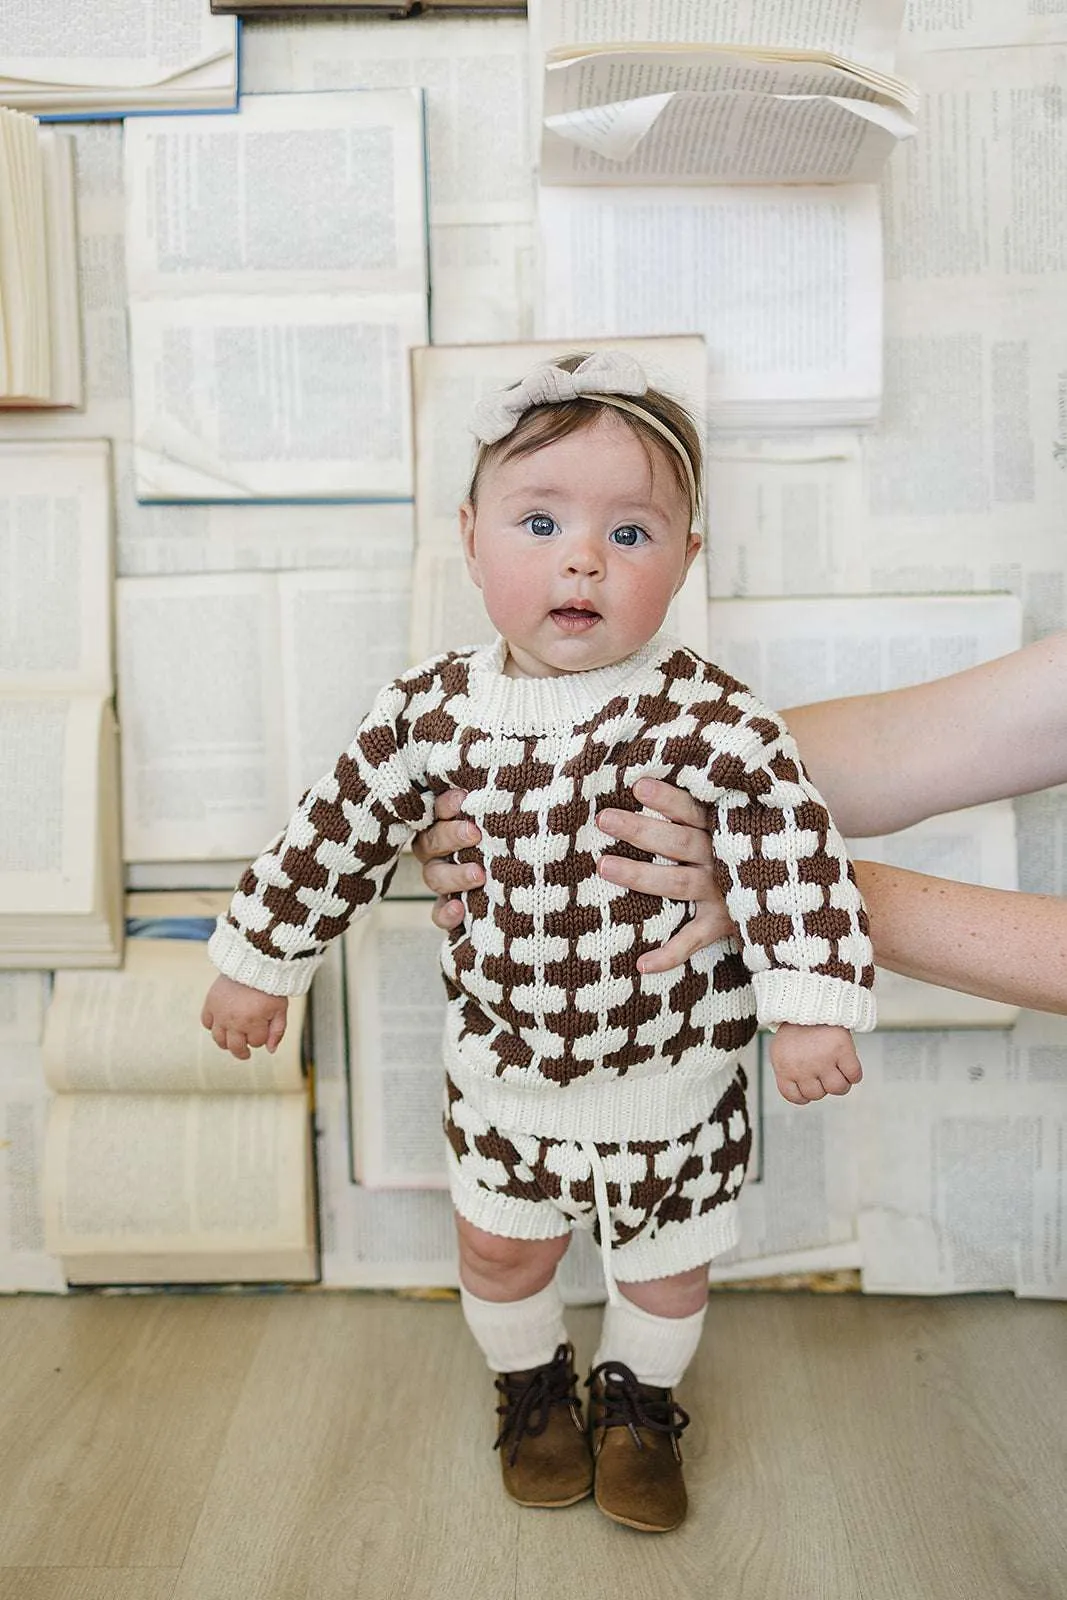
left=610, top=525, right=648, bottom=547
left=527, top=514, right=557, bottom=537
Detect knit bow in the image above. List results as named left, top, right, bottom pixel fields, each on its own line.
left=470, top=350, right=649, bottom=444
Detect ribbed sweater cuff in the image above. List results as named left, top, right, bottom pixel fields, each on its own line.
left=207, top=917, right=321, bottom=998
left=753, top=970, right=876, bottom=1033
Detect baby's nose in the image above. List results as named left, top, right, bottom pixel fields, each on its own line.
left=563, top=534, right=603, bottom=575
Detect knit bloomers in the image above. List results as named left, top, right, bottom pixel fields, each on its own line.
left=443, top=1067, right=752, bottom=1298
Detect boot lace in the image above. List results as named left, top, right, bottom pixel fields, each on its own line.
left=587, top=1360, right=690, bottom=1453
left=494, top=1343, right=580, bottom=1468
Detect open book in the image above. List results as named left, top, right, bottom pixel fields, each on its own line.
left=117, top=562, right=413, bottom=862
left=41, top=895, right=316, bottom=1285
left=0, top=110, right=81, bottom=408
left=0, top=441, right=122, bottom=968
left=0, top=3, right=237, bottom=117
left=409, top=335, right=711, bottom=660
left=125, top=90, right=430, bottom=503
left=705, top=591, right=1023, bottom=1029
left=531, top=0, right=904, bottom=429
left=538, top=20, right=917, bottom=188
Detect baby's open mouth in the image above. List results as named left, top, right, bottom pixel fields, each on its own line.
left=551, top=605, right=601, bottom=629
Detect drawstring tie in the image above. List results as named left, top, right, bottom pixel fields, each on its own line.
left=579, top=1139, right=622, bottom=1306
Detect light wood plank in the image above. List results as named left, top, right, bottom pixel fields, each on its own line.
left=171, top=1295, right=520, bottom=1600
left=0, top=1294, right=271, bottom=1567
left=2, top=1292, right=1064, bottom=1599
left=0, top=1571, right=178, bottom=1600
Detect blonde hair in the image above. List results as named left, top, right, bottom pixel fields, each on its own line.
left=467, top=352, right=704, bottom=529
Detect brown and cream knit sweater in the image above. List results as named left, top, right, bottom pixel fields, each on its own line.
left=209, top=634, right=875, bottom=1142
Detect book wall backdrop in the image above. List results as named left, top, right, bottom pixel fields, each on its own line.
left=1, top=0, right=1066, bottom=1299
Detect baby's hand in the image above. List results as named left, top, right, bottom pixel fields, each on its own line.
left=769, top=1023, right=862, bottom=1105
left=201, top=974, right=288, bottom=1060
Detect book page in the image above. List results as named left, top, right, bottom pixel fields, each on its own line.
left=44, top=1092, right=313, bottom=1264
left=117, top=573, right=288, bottom=861
left=0, top=974, right=49, bottom=1043
left=42, top=939, right=307, bottom=1095
left=884, top=46, right=1067, bottom=288
left=542, top=50, right=914, bottom=186
left=538, top=184, right=882, bottom=420
left=707, top=592, right=1022, bottom=712
left=345, top=904, right=448, bottom=1188
left=706, top=433, right=867, bottom=597
left=537, top=0, right=905, bottom=72
left=125, top=91, right=428, bottom=298
left=0, top=5, right=236, bottom=91
left=854, top=1030, right=1054, bottom=1294
left=0, top=441, right=112, bottom=694
left=1009, top=1011, right=1067, bottom=1299
left=276, top=567, right=413, bottom=803
left=0, top=1042, right=67, bottom=1293
left=241, top=16, right=534, bottom=228
left=0, top=694, right=101, bottom=917
left=429, top=220, right=538, bottom=345
left=902, top=2, right=1067, bottom=52
left=130, top=294, right=426, bottom=501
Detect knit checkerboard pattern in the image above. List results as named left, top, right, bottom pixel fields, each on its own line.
left=210, top=635, right=875, bottom=1137
left=444, top=1066, right=752, bottom=1248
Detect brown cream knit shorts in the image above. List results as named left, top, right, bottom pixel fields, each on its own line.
left=443, top=1067, right=752, bottom=1284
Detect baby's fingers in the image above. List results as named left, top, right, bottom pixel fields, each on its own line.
left=265, top=1010, right=288, bottom=1054
left=776, top=1076, right=809, bottom=1106
left=223, top=1027, right=252, bottom=1061
left=818, top=1066, right=856, bottom=1097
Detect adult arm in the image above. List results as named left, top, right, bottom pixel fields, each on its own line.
left=853, top=860, right=1067, bottom=1014
left=783, top=633, right=1067, bottom=837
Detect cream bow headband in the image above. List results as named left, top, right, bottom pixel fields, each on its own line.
left=470, top=350, right=701, bottom=529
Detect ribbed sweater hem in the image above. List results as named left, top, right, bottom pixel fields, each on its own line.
left=443, top=1036, right=737, bottom=1143
left=753, top=969, right=876, bottom=1032
left=208, top=918, right=322, bottom=998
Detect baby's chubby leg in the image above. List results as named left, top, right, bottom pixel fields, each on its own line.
left=456, top=1213, right=569, bottom=1303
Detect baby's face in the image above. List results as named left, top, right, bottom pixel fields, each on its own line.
left=459, top=412, right=701, bottom=679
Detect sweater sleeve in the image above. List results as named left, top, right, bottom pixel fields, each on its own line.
left=208, top=676, right=437, bottom=998
left=670, top=694, right=876, bottom=1032
left=707, top=717, right=876, bottom=1032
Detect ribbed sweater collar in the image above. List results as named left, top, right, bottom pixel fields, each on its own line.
left=465, top=634, right=677, bottom=733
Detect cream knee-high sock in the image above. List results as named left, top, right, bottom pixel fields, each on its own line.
left=593, top=1296, right=706, bottom=1389
left=460, top=1278, right=568, bottom=1373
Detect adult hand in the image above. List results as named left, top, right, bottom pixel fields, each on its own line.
left=412, top=779, right=736, bottom=972
left=595, top=778, right=734, bottom=972
left=411, top=789, right=485, bottom=932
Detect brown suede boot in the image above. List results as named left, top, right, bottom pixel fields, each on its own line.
left=493, top=1342, right=593, bottom=1508
left=587, top=1360, right=690, bottom=1533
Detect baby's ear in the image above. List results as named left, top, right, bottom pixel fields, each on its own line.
left=458, top=501, right=483, bottom=589
left=676, top=530, right=703, bottom=590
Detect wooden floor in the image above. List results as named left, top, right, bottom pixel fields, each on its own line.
left=0, top=1291, right=1064, bottom=1600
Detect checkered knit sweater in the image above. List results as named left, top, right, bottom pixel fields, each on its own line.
left=210, top=634, right=875, bottom=1142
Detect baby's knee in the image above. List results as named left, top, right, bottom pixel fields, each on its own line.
left=456, top=1218, right=568, bottom=1297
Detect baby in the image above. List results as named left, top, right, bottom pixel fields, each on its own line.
left=203, top=350, right=875, bottom=1534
